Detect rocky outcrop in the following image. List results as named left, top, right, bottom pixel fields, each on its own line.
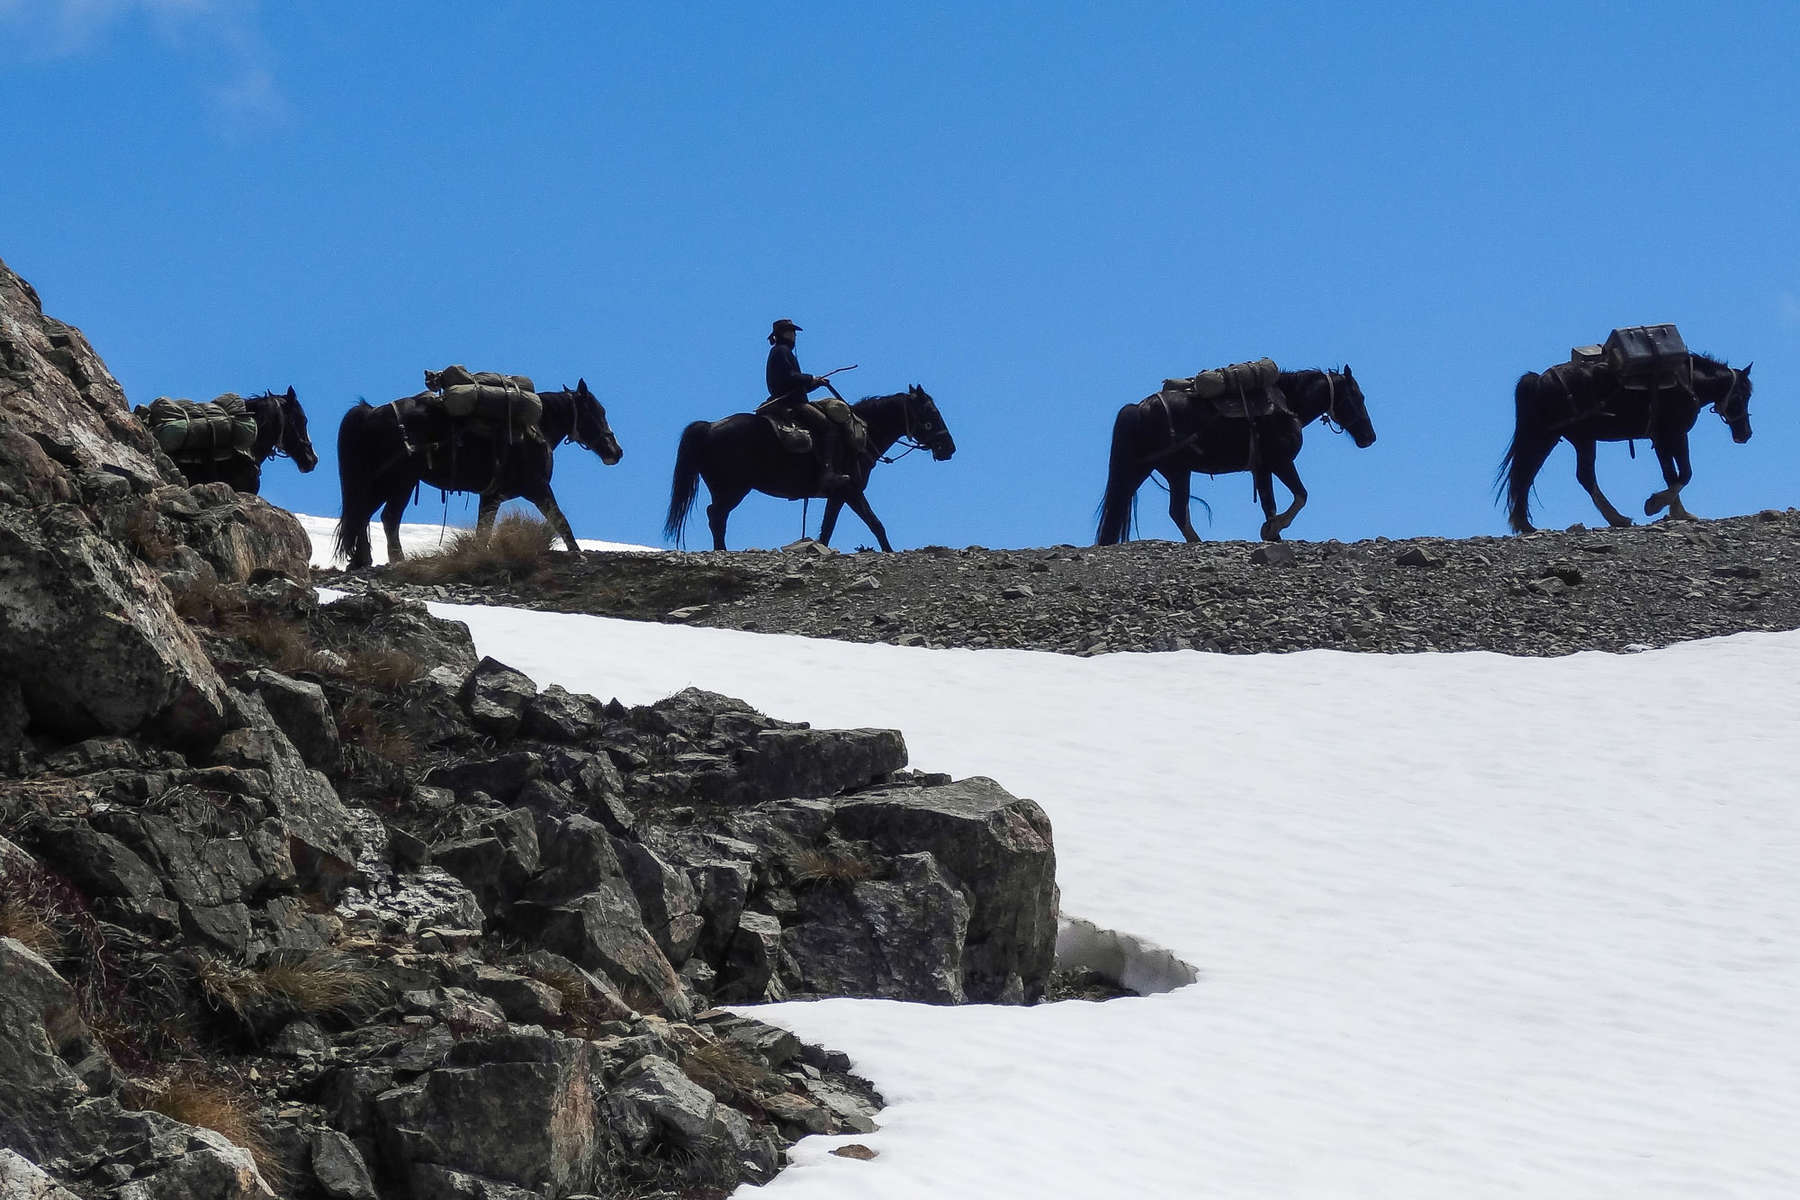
left=0, top=257, right=1057, bottom=1199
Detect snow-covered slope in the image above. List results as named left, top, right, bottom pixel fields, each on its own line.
left=420, top=600, right=1800, bottom=1199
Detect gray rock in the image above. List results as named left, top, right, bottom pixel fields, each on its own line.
left=613, top=839, right=703, bottom=966
left=1394, top=545, right=1444, bottom=568
left=0, top=1149, right=83, bottom=1200
left=459, top=658, right=539, bottom=739
left=241, top=669, right=341, bottom=774
left=520, top=685, right=602, bottom=743
left=615, top=1055, right=749, bottom=1152
left=719, top=910, right=787, bottom=1003
left=783, top=852, right=969, bottom=1003
left=746, top=727, right=907, bottom=801
left=308, top=1129, right=377, bottom=1200
left=1249, top=543, right=1298, bottom=567
left=833, top=777, right=1058, bottom=1002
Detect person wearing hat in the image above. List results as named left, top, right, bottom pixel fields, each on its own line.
left=764, top=318, right=850, bottom=492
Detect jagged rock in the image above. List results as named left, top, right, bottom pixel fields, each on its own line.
left=1250, top=543, right=1298, bottom=567
left=520, top=685, right=602, bottom=743
left=1395, top=545, right=1444, bottom=568
left=308, top=1129, right=378, bottom=1200
left=783, top=852, right=970, bottom=1003
left=681, top=856, right=752, bottom=959
left=240, top=669, right=341, bottom=774
left=537, top=748, right=631, bottom=833
left=614, top=1055, right=747, bottom=1152
left=0, top=1149, right=83, bottom=1200
left=459, top=658, right=538, bottom=739
left=509, top=892, right=689, bottom=1020
left=833, top=777, right=1058, bottom=1002
left=0, top=938, right=91, bottom=1161
left=744, top=727, right=908, bottom=801
left=425, top=753, right=544, bottom=806
left=701, top=1012, right=801, bottom=1068
left=719, top=910, right=787, bottom=1003
left=449, top=965, right=564, bottom=1026
left=0, top=506, right=229, bottom=748
left=612, top=839, right=703, bottom=966
left=434, top=808, right=540, bottom=915
left=512, top=951, right=629, bottom=1023
left=374, top=1032, right=608, bottom=1196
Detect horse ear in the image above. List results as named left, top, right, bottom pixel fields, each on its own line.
left=577, top=377, right=590, bottom=395
left=1342, top=363, right=1354, bottom=379
left=286, top=386, right=296, bottom=401
left=1743, top=361, right=1753, bottom=375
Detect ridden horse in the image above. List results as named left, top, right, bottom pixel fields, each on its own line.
left=1496, top=354, right=1752, bottom=533
left=165, top=387, right=318, bottom=494
left=332, top=380, right=623, bottom=569
left=664, top=385, right=956, bottom=551
left=1095, top=367, right=1376, bottom=544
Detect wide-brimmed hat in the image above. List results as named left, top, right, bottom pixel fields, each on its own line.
left=770, top=318, right=803, bottom=334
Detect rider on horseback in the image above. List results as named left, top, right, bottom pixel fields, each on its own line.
left=764, top=318, right=851, bottom=492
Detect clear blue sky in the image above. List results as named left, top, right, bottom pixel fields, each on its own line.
left=4, top=2, right=1795, bottom=551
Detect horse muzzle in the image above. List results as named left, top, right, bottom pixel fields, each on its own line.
left=297, top=448, right=319, bottom=473
left=595, top=438, right=624, bottom=466
left=931, top=436, right=957, bottom=461
left=1352, top=428, right=1377, bottom=449
left=1732, top=422, right=1753, bottom=445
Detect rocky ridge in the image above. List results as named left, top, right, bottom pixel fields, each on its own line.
left=0, top=256, right=1063, bottom=1200
left=324, top=511, right=1800, bottom=658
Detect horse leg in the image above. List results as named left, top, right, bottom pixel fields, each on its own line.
left=1571, top=438, right=1632, bottom=528
left=475, top=495, right=499, bottom=542
left=523, top=484, right=580, bottom=552
left=841, top=491, right=894, bottom=552
left=1645, top=432, right=1696, bottom=519
left=379, top=484, right=413, bottom=562
left=1163, top=470, right=1201, bottom=543
left=819, top=497, right=845, bottom=546
left=707, top=485, right=750, bottom=552
left=1261, top=459, right=1308, bottom=540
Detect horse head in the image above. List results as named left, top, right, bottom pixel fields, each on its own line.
left=905, top=384, right=957, bottom=461
left=569, top=378, right=624, bottom=465
left=1331, top=364, right=1377, bottom=449
left=1696, top=358, right=1753, bottom=444
left=274, top=386, right=318, bottom=472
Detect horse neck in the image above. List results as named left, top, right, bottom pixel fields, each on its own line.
left=1280, top=371, right=1332, bottom=422
left=1690, top=358, right=1734, bottom=405
left=852, top=393, right=909, bottom=454
left=539, top=391, right=575, bottom=443
left=248, top=393, right=282, bottom=460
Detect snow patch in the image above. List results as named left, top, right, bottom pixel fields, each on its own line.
left=1055, top=915, right=1197, bottom=996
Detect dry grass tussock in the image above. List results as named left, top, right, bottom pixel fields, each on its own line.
left=336, top=647, right=424, bottom=689
left=388, top=512, right=556, bottom=584
left=139, top=1065, right=276, bottom=1181
left=168, top=575, right=247, bottom=625
left=789, top=847, right=876, bottom=887
left=681, top=1037, right=775, bottom=1102
left=197, top=951, right=384, bottom=1019
left=335, top=696, right=419, bottom=766
left=529, top=963, right=631, bottom=1032
left=223, top=614, right=333, bottom=675
left=0, top=895, right=59, bottom=957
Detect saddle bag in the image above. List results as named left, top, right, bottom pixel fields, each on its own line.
left=424, top=364, right=544, bottom=436
left=140, top=395, right=258, bottom=461
left=1185, top=357, right=1279, bottom=399
left=1603, top=325, right=1691, bottom=392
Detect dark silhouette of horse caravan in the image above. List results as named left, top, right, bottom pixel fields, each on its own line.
left=333, top=379, right=622, bottom=570
left=1497, top=328, right=1752, bottom=533
left=664, top=384, right=956, bottom=551
left=1096, top=363, right=1376, bottom=545
left=136, top=387, right=318, bottom=495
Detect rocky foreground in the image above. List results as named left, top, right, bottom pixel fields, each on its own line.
left=0, top=256, right=1061, bottom=1200
left=326, top=511, right=1800, bottom=658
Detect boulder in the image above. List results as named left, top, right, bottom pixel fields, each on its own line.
left=782, top=852, right=969, bottom=1004
left=0, top=1149, right=83, bottom=1200
left=308, top=1129, right=378, bottom=1200
left=458, top=658, right=538, bottom=739
left=0, top=506, right=228, bottom=749
left=743, top=727, right=908, bottom=801
left=374, top=1032, right=608, bottom=1196
left=832, top=777, right=1058, bottom=1002
left=240, top=669, right=341, bottom=774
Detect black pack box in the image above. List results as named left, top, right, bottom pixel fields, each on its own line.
left=1604, top=325, right=1690, bottom=389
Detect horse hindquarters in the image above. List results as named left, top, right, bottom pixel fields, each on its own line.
left=334, top=403, right=390, bottom=567
left=1497, top=372, right=1558, bottom=534
left=1095, top=404, right=1152, bottom=545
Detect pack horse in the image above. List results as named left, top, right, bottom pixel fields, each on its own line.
left=1497, top=326, right=1753, bottom=533
left=333, top=374, right=623, bottom=569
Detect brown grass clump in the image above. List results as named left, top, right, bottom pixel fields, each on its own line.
left=529, top=964, right=631, bottom=1033
left=197, top=951, right=384, bottom=1020
left=388, top=512, right=556, bottom=584
left=0, top=895, right=59, bottom=956
left=168, top=575, right=248, bottom=626
left=680, top=1037, right=774, bottom=1102
left=335, top=697, right=419, bottom=766
left=122, top=504, right=176, bottom=565
left=789, top=847, right=876, bottom=887
left=335, top=647, right=424, bottom=689
left=224, top=614, right=331, bottom=675
left=140, top=1065, right=275, bottom=1181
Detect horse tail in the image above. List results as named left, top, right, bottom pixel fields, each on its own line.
left=1095, top=404, right=1145, bottom=545
left=1496, top=371, right=1549, bottom=534
left=333, top=401, right=376, bottom=563
left=664, top=420, right=710, bottom=546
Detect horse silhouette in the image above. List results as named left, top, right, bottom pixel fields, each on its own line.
left=333, top=380, right=622, bottom=569
left=665, top=385, right=955, bottom=551
left=1096, top=367, right=1376, bottom=544
left=1497, top=354, right=1752, bottom=533
left=156, top=387, right=317, bottom=495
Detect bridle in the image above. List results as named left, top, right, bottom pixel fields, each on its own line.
left=1710, top=367, right=1747, bottom=427
left=876, top=392, right=942, bottom=464
left=262, top=391, right=292, bottom=460
left=1315, top=371, right=1354, bottom=434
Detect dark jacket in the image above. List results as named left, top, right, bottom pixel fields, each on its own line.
left=766, top=343, right=818, bottom=405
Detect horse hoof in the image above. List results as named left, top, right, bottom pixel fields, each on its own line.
left=1643, top=496, right=1666, bottom=517
left=1609, top=516, right=1634, bottom=528
left=1260, top=525, right=1282, bottom=543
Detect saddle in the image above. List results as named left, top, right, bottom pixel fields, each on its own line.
left=137, top=394, right=258, bottom=463
left=758, top=397, right=870, bottom=460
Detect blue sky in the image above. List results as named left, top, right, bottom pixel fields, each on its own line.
left=3, top=2, right=1795, bottom=551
